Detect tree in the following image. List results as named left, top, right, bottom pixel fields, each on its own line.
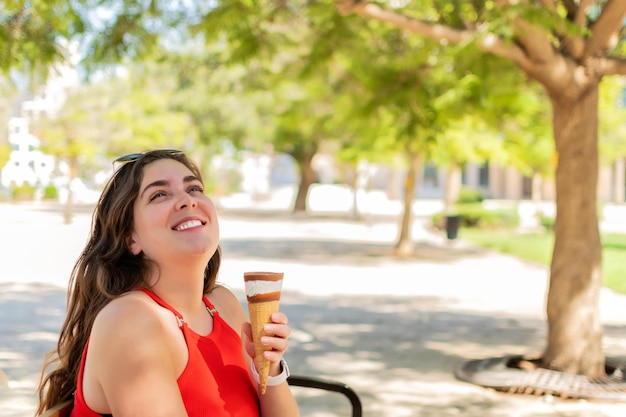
left=0, top=78, right=18, bottom=182
left=103, top=68, right=198, bottom=156
left=336, top=0, right=626, bottom=378
left=1, top=2, right=84, bottom=81
left=8, top=0, right=623, bottom=378
left=497, top=85, right=554, bottom=207
left=272, top=78, right=327, bottom=212
left=337, top=24, right=536, bottom=252
left=29, top=62, right=197, bottom=222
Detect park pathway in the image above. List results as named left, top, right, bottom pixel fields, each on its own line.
left=0, top=202, right=625, bottom=417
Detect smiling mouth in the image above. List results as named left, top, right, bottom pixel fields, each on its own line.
left=174, top=220, right=204, bottom=231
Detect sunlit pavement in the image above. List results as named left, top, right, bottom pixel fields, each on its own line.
left=1, top=200, right=626, bottom=417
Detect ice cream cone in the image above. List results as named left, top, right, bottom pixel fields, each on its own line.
left=244, top=272, right=284, bottom=394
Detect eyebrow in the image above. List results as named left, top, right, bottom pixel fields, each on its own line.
left=140, top=175, right=200, bottom=199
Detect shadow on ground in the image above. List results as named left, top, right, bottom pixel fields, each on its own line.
left=2, top=283, right=625, bottom=417
left=220, top=238, right=486, bottom=266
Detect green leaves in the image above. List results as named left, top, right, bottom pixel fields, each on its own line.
left=0, top=1, right=85, bottom=78
left=599, top=76, right=626, bottom=164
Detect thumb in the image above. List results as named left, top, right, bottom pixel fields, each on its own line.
left=241, top=322, right=256, bottom=359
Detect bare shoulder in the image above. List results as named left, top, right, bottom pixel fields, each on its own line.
left=83, top=293, right=187, bottom=414
left=94, top=291, right=169, bottom=331
left=90, top=290, right=179, bottom=353
left=208, top=285, right=247, bottom=332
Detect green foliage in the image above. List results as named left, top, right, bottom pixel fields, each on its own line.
left=32, top=63, right=199, bottom=169
left=4, top=0, right=561, bottom=200
left=11, top=183, right=35, bottom=201
left=0, top=143, right=10, bottom=169
left=458, top=205, right=518, bottom=228
left=599, top=76, right=626, bottom=164
left=462, top=228, right=554, bottom=265
left=204, top=163, right=242, bottom=196
left=43, top=184, right=58, bottom=200
left=158, top=44, right=277, bottom=153
left=457, top=187, right=484, bottom=204
left=0, top=0, right=85, bottom=84
left=540, top=214, right=555, bottom=231
left=0, top=79, right=18, bottom=145
left=105, top=86, right=196, bottom=154
left=477, top=207, right=520, bottom=229
left=602, top=234, right=626, bottom=294
left=432, top=204, right=519, bottom=230
left=433, top=187, right=517, bottom=231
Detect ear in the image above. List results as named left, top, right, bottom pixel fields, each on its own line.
left=126, top=232, right=143, bottom=255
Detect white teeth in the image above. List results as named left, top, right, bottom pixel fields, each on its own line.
left=175, top=220, right=202, bottom=231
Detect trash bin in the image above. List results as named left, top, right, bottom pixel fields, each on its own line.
left=445, top=215, right=461, bottom=240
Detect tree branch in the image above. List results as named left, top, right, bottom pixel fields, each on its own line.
left=539, top=0, right=556, bottom=12
left=583, top=0, right=626, bottom=60
left=561, top=0, right=577, bottom=16
left=335, top=0, right=533, bottom=70
left=556, top=0, right=590, bottom=60
left=598, top=56, right=626, bottom=76
left=512, top=19, right=556, bottom=64
left=575, top=0, right=591, bottom=26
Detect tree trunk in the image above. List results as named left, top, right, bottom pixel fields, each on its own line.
left=293, top=151, right=317, bottom=213
left=531, top=172, right=542, bottom=204
left=387, top=166, right=401, bottom=200
left=444, top=164, right=462, bottom=214
left=395, top=153, right=423, bottom=256
left=63, top=156, right=77, bottom=225
left=543, top=83, right=605, bottom=377
left=350, top=161, right=370, bottom=221
left=349, top=171, right=360, bottom=220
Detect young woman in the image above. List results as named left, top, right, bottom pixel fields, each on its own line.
left=37, top=149, right=299, bottom=417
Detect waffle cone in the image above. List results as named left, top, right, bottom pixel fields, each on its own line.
left=248, top=299, right=280, bottom=394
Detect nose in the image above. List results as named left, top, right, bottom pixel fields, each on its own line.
left=176, top=192, right=197, bottom=210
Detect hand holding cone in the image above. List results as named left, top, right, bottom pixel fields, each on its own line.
left=244, top=271, right=284, bottom=394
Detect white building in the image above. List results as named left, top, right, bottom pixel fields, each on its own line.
left=1, top=118, right=55, bottom=187
left=1, top=41, right=80, bottom=189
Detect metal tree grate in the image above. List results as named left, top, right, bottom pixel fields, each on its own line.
left=454, top=355, right=626, bottom=402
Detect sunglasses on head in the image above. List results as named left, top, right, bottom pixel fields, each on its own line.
left=113, top=149, right=183, bottom=167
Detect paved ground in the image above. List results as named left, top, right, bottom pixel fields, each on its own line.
left=1, top=201, right=626, bottom=417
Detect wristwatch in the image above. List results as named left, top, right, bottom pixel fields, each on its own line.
left=250, top=358, right=290, bottom=387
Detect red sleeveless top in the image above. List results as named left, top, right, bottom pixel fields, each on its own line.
left=70, top=288, right=260, bottom=417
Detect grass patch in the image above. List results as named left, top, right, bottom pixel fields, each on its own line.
left=459, top=229, right=626, bottom=295
left=601, top=234, right=626, bottom=294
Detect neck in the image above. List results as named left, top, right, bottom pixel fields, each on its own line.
left=147, top=258, right=209, bottom=316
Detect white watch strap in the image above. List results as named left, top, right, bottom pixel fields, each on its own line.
left=250, top=359, right=290, bottom=387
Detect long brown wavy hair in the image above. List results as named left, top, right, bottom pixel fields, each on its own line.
left=36, top=150, right=222, bottom=414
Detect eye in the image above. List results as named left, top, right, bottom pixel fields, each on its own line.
left=149, top=191, right=168, bottom=201
left=188, top=184, right=205, bottom=194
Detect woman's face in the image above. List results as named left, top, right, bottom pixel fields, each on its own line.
left=127, top=158, right=219, bottom=264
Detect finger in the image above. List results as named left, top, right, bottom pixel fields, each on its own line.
left=260, top=335, right=289, bottom=356
left=263, top=322, right=291, bottom=339
left=241, top=322, right=252, bottom=340
left=241, top=323, right=256, bottom=358
left=263, top=349, right=287, bottom=363
left=269, top=312, right=288, bottom=325
left=245, top=341, right=255, bottom=359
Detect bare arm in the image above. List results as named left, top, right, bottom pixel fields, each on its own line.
left=242, top=313, right=300, bottom=417
left=85, top=293, right=188, bottom=417
left=210, top=285, right=300, bottom=417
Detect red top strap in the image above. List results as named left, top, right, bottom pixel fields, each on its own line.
left=140, top=288, right=218, bottom=321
